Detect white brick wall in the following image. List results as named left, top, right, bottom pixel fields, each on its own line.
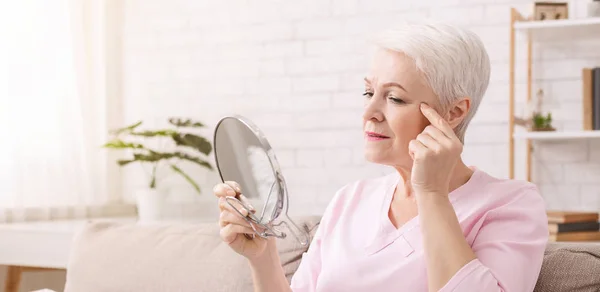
left=122, top=0, right=600, bottom=216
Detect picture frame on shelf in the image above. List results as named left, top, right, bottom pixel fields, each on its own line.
left=533, top=1, right=569, bottom=20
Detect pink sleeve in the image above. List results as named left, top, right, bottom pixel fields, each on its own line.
left=289, top=187, right=345, bottom=292
left=289, top=222, right=323, bottom=292
left=439, top=186, right=549, bottom=292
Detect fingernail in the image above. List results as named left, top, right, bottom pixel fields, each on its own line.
left=247, top=202, right=256, bottom=213
left=240, top=195, right=256, bottom=213
left=226, top=190, right=235, bottom=196
left=235, top=186, right=241, bottom=193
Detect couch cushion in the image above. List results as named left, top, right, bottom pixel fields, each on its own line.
left=64, top=216, right=320, bottom=292
left=534, top=242, right=600, bottom=292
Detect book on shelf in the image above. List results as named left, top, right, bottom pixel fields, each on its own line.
left=547, top=210, right=599, bottom=223
left=549, top=230, right=600, bottom=242
left=548, top=221, right=600, bottom=233
left=546, top=210, right=600, bottom=242
left=582, top=67, right=600, bottom=130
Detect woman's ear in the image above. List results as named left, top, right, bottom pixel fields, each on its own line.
left=444, top=97, right=471, bottom=129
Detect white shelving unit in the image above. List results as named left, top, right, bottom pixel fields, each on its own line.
left=514, top=130, right=600, bottom=141
left=512, top=15, right=600, bottom=42
left=508, top=9, right=600, bottom=180
left=513, top=16, right=600, bottom=30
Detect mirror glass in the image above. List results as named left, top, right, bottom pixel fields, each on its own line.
left=213, top=116, right=282, bottom=226
left=213, top=115, right=309, bottom=245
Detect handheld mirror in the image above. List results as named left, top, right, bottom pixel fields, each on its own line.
left=213, top=115, right=309, bottom=246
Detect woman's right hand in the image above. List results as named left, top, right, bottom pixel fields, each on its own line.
left=214, top=181, right=270, bottom=260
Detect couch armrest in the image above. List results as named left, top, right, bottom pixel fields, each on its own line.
left=64, top=216, right=321, bottom=292
left=534, top=242, right=600, bottom=292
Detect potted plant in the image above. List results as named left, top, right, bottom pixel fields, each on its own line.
left=529, top=89, right=555, bottom=131
left=103, top=117, right=214, bottom=221
left=514, top=89, right=555, bottom=132
left=531, top=112, right=555, bottom=131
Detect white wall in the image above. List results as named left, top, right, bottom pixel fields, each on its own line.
left=14, top=0, right=600, bottom=290
left=119, top=0, right=600, bottom=217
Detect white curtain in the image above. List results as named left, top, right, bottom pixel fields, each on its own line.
left=0, top=0, right=117, bottom=222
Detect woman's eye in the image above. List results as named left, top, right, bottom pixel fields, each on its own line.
left=363, top=91, right=374, bottom=98
left=388, top=96, right=405, bottom=104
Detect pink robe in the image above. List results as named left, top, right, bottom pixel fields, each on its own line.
left=290, top=167, right=548, bottom=291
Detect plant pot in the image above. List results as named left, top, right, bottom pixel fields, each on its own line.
left=530, top=126, right=556, bottom=132
left=135, top=189, right=165, bottom=223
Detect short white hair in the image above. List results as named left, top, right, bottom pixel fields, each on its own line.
left=372, top=22, right=491, bottom=142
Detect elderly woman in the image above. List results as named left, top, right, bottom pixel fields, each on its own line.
left=213, top=22, right=548, bottom=292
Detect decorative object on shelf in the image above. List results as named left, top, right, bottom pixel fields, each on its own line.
left=588, top=0, right=600, bottom=17
left=103, top=117, right=214, bottom=222
left=513, top=113, right=555, bottom=131
left=594, top=67, right=600, bottom=130
left=582, top=67, right=600, bottom=130
left=514, top=89, right=556, bottom=131
left=532, top=112, right=555, bottom=131
left=533, top=1, right=569, bottom=20
left=547, top=210, right=600, bottom=242
left=530, top=89, right=555, bottom=131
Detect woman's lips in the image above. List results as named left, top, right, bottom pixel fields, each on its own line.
left=365, top=131, right=390, bottom=141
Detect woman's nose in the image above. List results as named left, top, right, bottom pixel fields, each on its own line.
left=362, top=99, right=384, bottom=122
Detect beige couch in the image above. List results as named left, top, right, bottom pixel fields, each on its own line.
left=63, top=217, right=600, bottom=292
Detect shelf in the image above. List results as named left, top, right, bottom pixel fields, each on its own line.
left=508, top=7, right=600, bottom=179
left=513, top=17, right=600, bottom=41
left=514, top=17, right=600, bottom=30
left=513, top=130, right=600, bottom=140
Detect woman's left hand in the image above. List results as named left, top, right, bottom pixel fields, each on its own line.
left=408, top=103, right=464, bottom=197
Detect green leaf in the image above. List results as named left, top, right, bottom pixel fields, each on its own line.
left=172, top=133, right=212, bottom=155
left=169, top=118, right=205, bottom=128
left=170, top=164, right=201, bottom=194
left=117, top=159, right=136, bottom=166
left=132, top=151, right=175, bottom=163
left=174, top=152, right=213, bottom=170
left=125, top=150, right=213, bottom=169
left=131, top=130, right=177, bottom=137
left=102, top=140, right=145, bottom=149
left=110, top=121, right=142, bottom=135
left=532, top=112, right=553, bottom=129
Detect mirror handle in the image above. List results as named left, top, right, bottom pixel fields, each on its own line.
left=277, top=216, right=310, bottom=246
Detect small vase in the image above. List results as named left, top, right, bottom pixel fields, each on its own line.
left=135, top=189, right=165, bottom=223
left=588, top=1, right=600, bottom=17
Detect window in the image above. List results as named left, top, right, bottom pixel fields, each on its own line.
left=0, top=0, right=123, bottom=222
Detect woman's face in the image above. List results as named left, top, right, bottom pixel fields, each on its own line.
left=362, top=48, right=439, bottom=168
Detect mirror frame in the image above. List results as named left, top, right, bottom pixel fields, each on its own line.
left=213, top=115, right=289, bottom=225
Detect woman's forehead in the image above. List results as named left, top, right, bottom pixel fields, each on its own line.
left=364, top=70, right=421, bottom=90
left=366, top=51, right=421, bottom=85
